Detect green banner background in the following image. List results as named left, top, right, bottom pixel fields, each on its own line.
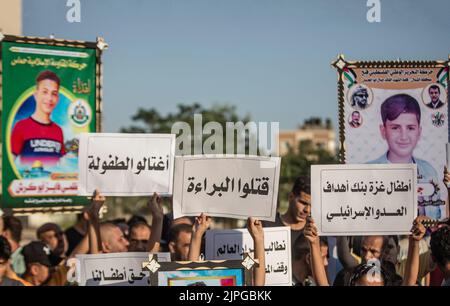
left=1, top=41, right=97, bottom=210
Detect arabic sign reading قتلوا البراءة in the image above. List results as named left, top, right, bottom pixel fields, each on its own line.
left=186, top=176, right=270, bottom=198
left=172, top=156, right=281, bottom=221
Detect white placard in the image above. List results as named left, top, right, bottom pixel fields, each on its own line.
left=77, top=133, right=175, bottom=196
left=311, top=164, right=417, bottom=236
left=205, top=226, right=292, bottom=286
left=75, top=252, right=171, bottom=286
left=172, top=155, right=280, bottom=221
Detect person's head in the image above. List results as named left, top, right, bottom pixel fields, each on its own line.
left=128, top=222, right=151, bottom=252
left=161, top=213, right=195, bottom=246
left=360, top=235, right=398, bottom=265
left=349, top=260, right=387, bottom=286
left=428, top=85, right=441, bottom=103
left=2, top=215, right=22, bottom=251
left=0, top=236, right=12, bottom=281
left=379, top=94, right=422, bottom=162
left=292, top=235, right=328, bottom=281
left=34, top=70, right=60, bottom=116
left=100, top=222, right=129, bottom=253
left=36, top=223, right=63, bottom=253
left=127, top=215, right=148, bottom=228
left=352, top=86, right=369, bottom=108
left=22, top=241, right=52, bottom=285
left=168, top=224, right=193, bottom=261
left=360, top=236, right=385, bottom=263
left=287, top=176, right=311, bottom=224
left=351, top=111, right=361, bottom=123
left=430, top=226, right=450, bottom=275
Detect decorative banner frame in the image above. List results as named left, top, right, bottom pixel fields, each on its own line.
left=332, top=55, right=450, bottom=220
left=0, top=34, right=107, bottom=215
left=142, top=254, right=256, bottom=286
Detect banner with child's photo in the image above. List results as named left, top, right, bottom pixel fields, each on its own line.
left=0, top=36, right=102, bottom=213
left=333, top=55, right=449, bottom=219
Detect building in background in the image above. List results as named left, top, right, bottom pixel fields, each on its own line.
left=0, top=0, right=22, bottom=35
left=279, top=117, right=336, bottom=156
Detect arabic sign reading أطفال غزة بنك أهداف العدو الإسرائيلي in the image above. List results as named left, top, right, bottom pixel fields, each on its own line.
left=311, top=164, right=417, bottom=236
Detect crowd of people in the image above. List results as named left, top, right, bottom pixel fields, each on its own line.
left=0, top=174, right=449, bottom=287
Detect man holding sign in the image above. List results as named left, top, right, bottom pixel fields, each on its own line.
left=262, top=176, right=311, bottom=251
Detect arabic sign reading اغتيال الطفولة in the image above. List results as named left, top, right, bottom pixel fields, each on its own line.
left=77, top=133, right=175, bottom=196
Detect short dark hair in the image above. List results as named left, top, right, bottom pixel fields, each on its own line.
left=430, top=226, right=450, bottom=267
left=168, top=224, right=192, bottom=244
left=429, top=85, right=440, bottom=94
left=291, top=176, right=311, bottom=197
left=380, top=94, right=421, bottom=126
left=0, top=236, right=12, bottom=261
left=129, top=221, right=151, bottom=234
left=36, top=223, right=62, bottom=239
left=127, top=215, right=148, bottom=228
left=36, top=70, right=60, bottom=88
left=3, top=216, right=22, bottom=243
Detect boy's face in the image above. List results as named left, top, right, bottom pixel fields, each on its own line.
left=380, top=113, right=421, bottom=160
left=34, top=79, right=59, bottom=115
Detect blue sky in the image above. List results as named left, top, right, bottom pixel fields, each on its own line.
left=22, top=0, right=450, bottom=132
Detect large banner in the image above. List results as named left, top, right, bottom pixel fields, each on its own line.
left=1, top=37, right=101, bottom=213
left=311, top=164, right=417, bottom=236
left=172, top=155, right=280, bottom=221
left=205, top=226, right=292, bottom=286
left=77, top=133, right=175, bottom=196
left=333, top=56, right=449, bottom=220
left=73, top=252, right=171, bottom=286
